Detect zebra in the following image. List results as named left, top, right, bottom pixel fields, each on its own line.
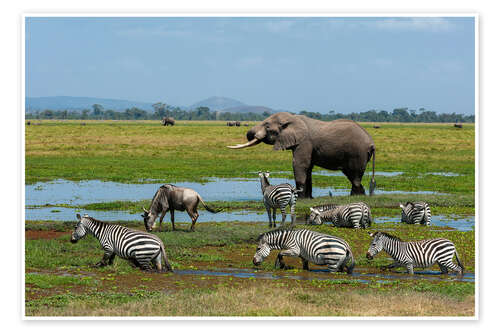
left=307, top=202, right=372, bottom=228
left=70, top=214, right=172, bottom=272
left=253, top=228, right=355, bottom=274
left=366, top=231, right=463, bottom=277
left=400, top=201, right=431, bottom=226
left=258, top=171, right=300, bottom=227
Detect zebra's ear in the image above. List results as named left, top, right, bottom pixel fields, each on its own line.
left=76, top=214, right=81, bottom=220
left=309, top=207, right=314, bottom=212
left=399, top=203, right=405, bottom=209
left=368, top=232, right=375, bottom=237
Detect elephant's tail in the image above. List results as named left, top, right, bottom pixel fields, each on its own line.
left=369, top=145, right=376, bottom=196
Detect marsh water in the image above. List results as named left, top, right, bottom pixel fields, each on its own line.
left=25, top=177, right=473, bottom=230
left=26, top=177, right=443, bottom=206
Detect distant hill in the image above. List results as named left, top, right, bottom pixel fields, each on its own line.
left=25, top=96, right=155, bottom=112
left=189, top=96, right=245, bottom=111
left=26, top=95, right=283, bottom=115
left=221, top=105, right=274, bottom=115
left=190, top=96, right=279, bottom=114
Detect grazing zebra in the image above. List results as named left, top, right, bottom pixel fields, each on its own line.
left=253, top=228, right=355, bottom=274
left=259, top=171, right=300, bottom=227
left=366, top=231, right=463, bottom=276
left=70, top=214, right=172, bottom=272
left=307, top=202, right=372, bottom=228
left=400, top=201, right=431, bottom=226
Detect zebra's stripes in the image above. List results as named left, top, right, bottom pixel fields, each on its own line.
left=308, top=202, right=372, bottom=228
left=253, top=228, right=355, bottom=273
left=259, top=172, right=299, bottom=227
left=366, top=231, right=463, bottom=276
left=400, top=202, right=431, bottom=226
left=70, top=214, right=172, bottom=272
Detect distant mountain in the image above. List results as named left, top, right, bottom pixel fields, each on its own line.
left=189, top=96, right=246, bottom=111
left=221, top=105, right=274, bottom=115
left=25, top=96, right=155, bottom=112
left=26, top=95, right=284, bottom=115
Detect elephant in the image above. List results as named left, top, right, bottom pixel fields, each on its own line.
left=227, top=112, right=376, bottom=198
left=162, top=117, right=175, bottom=126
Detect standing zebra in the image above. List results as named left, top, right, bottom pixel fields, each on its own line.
left=259, top=171, right=300, bottom=227
left=253, top=228, right=355, bottom=274
left=400, top=201, right=431, bottom=226
left=366, top=231, right=463, bottom=277
left=70, top=214, right=172, bottom=272
left=307, top=202, right=372, bottom=228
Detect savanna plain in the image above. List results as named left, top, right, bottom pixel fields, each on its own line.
left=25, top=120, right=475, bottom=317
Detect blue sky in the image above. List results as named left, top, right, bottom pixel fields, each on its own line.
left=25, top=16, right=475, bottom=114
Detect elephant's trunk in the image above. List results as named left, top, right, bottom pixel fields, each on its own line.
left=227, top=127, right=266, bottom=149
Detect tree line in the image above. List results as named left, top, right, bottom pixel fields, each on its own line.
left=25, top=103, right=475, bottom=123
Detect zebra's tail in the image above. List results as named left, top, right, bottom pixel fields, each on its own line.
left=197, top=194, right=221, bottom=213
left=160, top=241, right=173, bottom=272
left=369, top=145, right=376, bottom=196
left=345, top=243, right=356, bottom=275
left=455, top=249, right=464, bottom=276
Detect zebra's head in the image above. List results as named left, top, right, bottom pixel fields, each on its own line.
left=252, top=234, right=272, bottom=266
left=366, top=232, right=384, bottom=260
left=307, top=207, right=322, bottom=225
left=70, top=214, right=87, bottom=243
left=142, top=207, right=156, bottom=232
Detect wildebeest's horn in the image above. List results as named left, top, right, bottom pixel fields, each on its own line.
left=227, top=138, right=261, bottom=149
left=142, top=207, right=149, bottom=213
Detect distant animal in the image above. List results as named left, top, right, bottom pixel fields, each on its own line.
left=400, top=202, right=431, bottom=226
left=373, top=125, right=380, bottom=129
left=226, top=121, right=241, bottom=127
left=454, top=123, right=463, bottom=129
left=253, top=228, right=355, bottom=274
left=259, top=171, right=300, bottom=227
left=80, top=122, right=86, bottom=126
left=243, top=123, right=249, bottom=127
left=307, top=202, right=372, bottom=228
left=27, top=121, right=31, bottom=126
left=70, top=214, right=172, bottom=272
left=142, top=184, right=219, bottom=232
left=162, top=117, right=175, bottom=126
left=228, top=112, right=376, bottom=198
left=366, top=231, right=463, bottom=276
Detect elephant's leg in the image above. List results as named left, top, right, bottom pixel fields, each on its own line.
left=291, top=145, right=314, bottom=199
left=305, top=166, right=313, bottom=198
left=342, top=169, right=366, bottom=195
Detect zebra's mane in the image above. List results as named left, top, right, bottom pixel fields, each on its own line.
left=81, top=215, right=107, bottom=227
left=257, top=227, right=294, bottom=242
left=377, top=231, right=403, bottom=241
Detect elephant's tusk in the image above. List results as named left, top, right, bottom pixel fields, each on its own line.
left=227, top=138, right=261, bottom=149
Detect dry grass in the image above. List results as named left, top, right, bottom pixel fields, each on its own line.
left=28, top=284, right=475, bottom=317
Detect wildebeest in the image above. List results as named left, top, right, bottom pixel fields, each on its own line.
left=142, top=184, right=219, bottom=232
left=454, top=123, right=463, bottom=129
left=226, top=121, right=241, bottom=127
left=373, top=125, right=380, bottom=129
left=162, top=117, right=175, bottom=126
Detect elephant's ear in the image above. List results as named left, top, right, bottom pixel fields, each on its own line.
left=273, top=116, right=308, bottom=150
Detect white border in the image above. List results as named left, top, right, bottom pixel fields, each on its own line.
left=21, top=13, right=479, bottom=321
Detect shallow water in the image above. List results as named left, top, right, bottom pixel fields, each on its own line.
left=26, top=178, right=443, bottom=207
left=25, top=205, right=474, bottom=231
left=174, top=267, right=474, bottom=283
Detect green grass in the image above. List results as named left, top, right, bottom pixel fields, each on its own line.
left=25, top=120, right=474, bottom=191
